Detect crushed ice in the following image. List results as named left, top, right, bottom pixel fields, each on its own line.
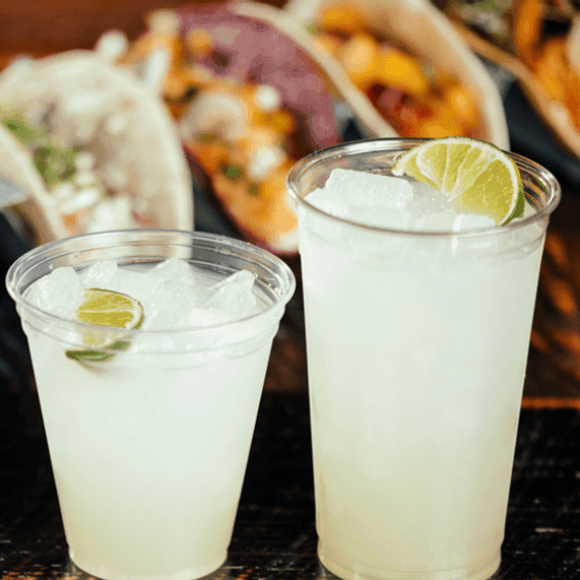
left=306, top=168, right=497, bottom=232
left=26, top=257, right=260, bottom=330
left=27, top=266, right=81, bottom=319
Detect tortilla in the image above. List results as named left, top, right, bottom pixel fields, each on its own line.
left=285, top=0, right=509, bottom=149
left=445, top=10, right=580, bottom=159
left=0, top=50, right=192, bottom=245
left=123, top=3, right=348, bottom=254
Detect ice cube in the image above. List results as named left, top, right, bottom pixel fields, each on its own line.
left=410, top=180, right=441, bottom=199
left=205, top=270, right=257, bottom=314
left=306, top=169, right=414, bottom=232
left=186, top=307, right=232, bottom=328
left=452, top=213, right=496, bottom=232
left=145, top=280, right=202, bottom=330
left=419, top=209, right=458, bottom=232
left=324, top=168, right=413, bottom=209
left=305, top=187, right=350, bottom=219
left=148, top=257, right=197, bottom=286
left=107, top=268, right=163, bottom=306
left=407, top=180, right=451, bottom=224
left=80, top=260, right=117, bottom=288
left=28, top=266, right=81, bottom=319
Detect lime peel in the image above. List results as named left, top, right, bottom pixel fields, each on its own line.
left=393, top=137, right=525, bottom=225
left=65, top=288, right=144, bottom=366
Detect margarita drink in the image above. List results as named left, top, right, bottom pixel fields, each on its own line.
left=287, top=139, right=560, bottom=580
left=6, top=230, right=295, bottom=580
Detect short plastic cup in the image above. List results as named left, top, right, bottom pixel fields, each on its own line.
left=6, top=229, right=296, bottom=580
left=287, top=138, right=560, bottom=580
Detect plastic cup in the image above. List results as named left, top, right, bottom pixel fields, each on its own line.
left=287, top=138, right=560, bottom=580
left=6, top=229, right=295, bottom=580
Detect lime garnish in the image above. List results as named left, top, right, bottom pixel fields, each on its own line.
left=392, top=137, right=525, bottom=225
left=65, top=288, right=144, bottom=365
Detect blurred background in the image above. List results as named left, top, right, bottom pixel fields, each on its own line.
left=0, top=0, right=274, bottom=67
left=1, top=0, right=580, bottom=399
left=2, top=6, right=579, bottom=580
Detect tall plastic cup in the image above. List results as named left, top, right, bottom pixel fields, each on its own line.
left=6, top=229, right=295, bottom=580
left=287, top=139, right=560, bottom=580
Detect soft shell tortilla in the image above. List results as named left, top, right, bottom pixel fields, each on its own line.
left=167, top=2, right=349, bottom=254
left=285, top=0, right=509, bottom=150
left=452, top=19, right=580, bottom=159
left=230, top=2, right=398, bottom=140
left=0, top=122, right=63, bottom=245
left=0, top=50, right=192, bottom=244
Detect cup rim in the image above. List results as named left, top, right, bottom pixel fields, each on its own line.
left=6, top=229, right=296, bottom=344
left=286, top=138, right=562, bottom=238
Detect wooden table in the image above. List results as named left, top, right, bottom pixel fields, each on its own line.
left=1, top=370, right=580, bottom=580
left=1, top=1, right=580, bottom=578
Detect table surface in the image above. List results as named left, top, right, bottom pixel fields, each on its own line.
left=1, top=236, right=580, bottom=580
left=2, top=383, right=580, bottom=580
left=1, top=1, right=580, bottom=579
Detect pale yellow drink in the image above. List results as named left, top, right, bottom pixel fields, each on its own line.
left=287, top=139, right=560, bottom=580
left=6, top=230, right=295, bottom=580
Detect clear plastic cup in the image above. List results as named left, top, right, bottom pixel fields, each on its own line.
left=287, top=138, right=560, bottom=580
left=6, top=229, right=295, bottom=580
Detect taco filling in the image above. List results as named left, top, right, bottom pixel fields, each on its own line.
left=1, top=101, right=151, bottom=237
left=308, top=2, right=483, bottom=139
left=120, top=5, right=340, bottom=252
left=439, top=0, right=580, bottom=134
left=0, top=50, right=192, bottom=243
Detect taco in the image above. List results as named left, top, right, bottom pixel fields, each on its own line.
left=285, top=0, right=509, bottom=148
left=0, top=50, right=192, bottom=246
left=436, top=0, right=580, bottom=158
left=119, top=3, right=350, bottom=254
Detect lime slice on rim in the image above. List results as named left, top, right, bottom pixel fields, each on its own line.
left=392, top=137, right=525, bottom=225
left=66, top=288, right=144, bottom=364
